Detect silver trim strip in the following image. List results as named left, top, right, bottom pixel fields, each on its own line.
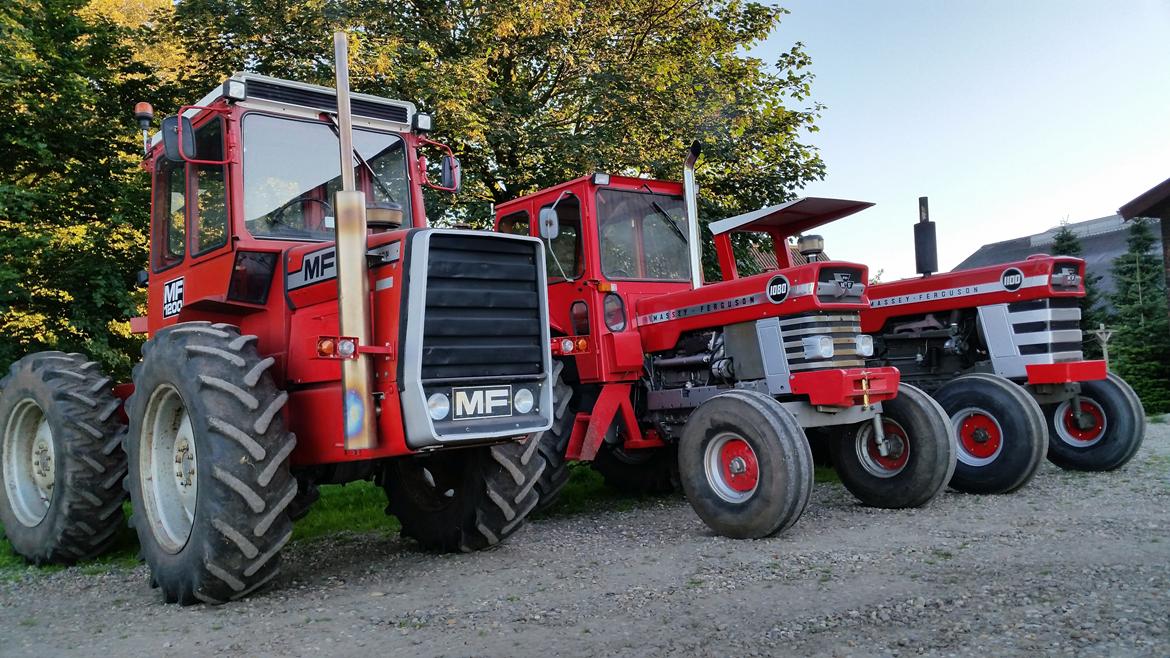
left=871, top=275, right=1047, bottom=308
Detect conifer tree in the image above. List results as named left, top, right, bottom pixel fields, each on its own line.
left=1107, top=218, right=1170, bottom=413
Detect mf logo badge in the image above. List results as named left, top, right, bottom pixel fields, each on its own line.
left=832, top=271, right=855, bottom=289
left=162, top=277, right=184, bottom=318
left=1001, top=267, right=1024, bottom=292
left=287, top=247, right=337, bottom=290
left=766, top=274, right=790, bottom=304
left=451, top=385, right=513, bottom=420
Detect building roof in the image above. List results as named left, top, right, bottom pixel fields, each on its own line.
left=1119, top=176, right=1170, bottom=220
left=953, top=214, right=1163, bottom=301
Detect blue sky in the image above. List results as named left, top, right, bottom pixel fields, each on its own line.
left=752, top=0, right=1170, bottom=280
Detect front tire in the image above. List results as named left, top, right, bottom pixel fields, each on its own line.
left=0, top=353, right=125, bottom=564
left=677, top=390, right=813, bottom=539
left=125, top=322, right=297, bottom=605
left=384, top=438, right=544, bottom=552
left=1043, top=373, right=1145, bottom=471
left=525, top=360, right=575, bottom=513
left=830, top=383, right=955, bottom=509
left=934, top=373, right=1046, bottom=494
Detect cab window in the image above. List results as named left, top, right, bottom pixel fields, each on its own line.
left=192, top=118, right=228, bottom=254
left=152, top=159, right=186, bottom=271
left=541, top=196, right=584, bottom=280
left=597, top=189, right=690, bottom=281
left=498, top=210, right=530, bottom=236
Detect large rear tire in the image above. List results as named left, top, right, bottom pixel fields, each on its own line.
left=384, top=437, right=544, bottom=552
left=0, top=352, right=125, bottom=564
left=830, top=384, right=955, bottom=509
left=525, top=361, right=574, bottom=513
left=934, top=373, right=1046, bottom=494
left=125, top=322, right=297, bottom=605
left=1043, top=372, right=1145, bottom=471
left=677, top=390, right=813, bottom=539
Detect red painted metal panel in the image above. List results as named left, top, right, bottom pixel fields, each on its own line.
left=1025, top=360, right=1107, bottom=385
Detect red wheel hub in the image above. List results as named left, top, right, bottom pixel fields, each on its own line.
left=957, top=411, right=1002, bottom=459
left=1062, top=399, right=1106, bottom=442
left=718, top=438, right=759, bottom=493
left=867, top=421, right=910, bottom=472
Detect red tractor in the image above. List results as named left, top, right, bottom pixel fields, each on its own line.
left=860, top=199, right=1145, bottom=492
left=494, top=146, right=956, bottom=539
left=0, top=34, right=555, bottom=605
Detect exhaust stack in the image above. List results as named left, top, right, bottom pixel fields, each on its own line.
left=683, top=141, right=702, bottom=289
left=333, top=32, right=376, bottom=450
left=914, top=196, right=938, bottom=277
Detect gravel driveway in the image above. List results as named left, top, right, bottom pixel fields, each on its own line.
left=3, top=423, right=1168, bottom=657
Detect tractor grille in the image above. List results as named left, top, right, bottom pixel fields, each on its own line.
left=1007, top=297, right=1083, bottom=360
left=780, top=312, right=866, bottom=372
left=420, top=234, right=544, bottom=381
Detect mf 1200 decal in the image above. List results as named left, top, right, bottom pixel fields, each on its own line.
left=162, top=277, right=184, bottom=318
left=287, top=242, right=401, bottom=291
left=869, top=269, right=1047, bottom=308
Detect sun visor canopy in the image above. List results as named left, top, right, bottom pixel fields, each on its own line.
left=708, top=198, right=875, bottom=238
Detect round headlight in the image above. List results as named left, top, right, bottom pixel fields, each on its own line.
left=337, top=338, right=357, bottom=357
left=427, top=393, right=450, bottom=421
left=514, top=388, right=535, bottom=414
left=560, top=338, right=575, bottom=354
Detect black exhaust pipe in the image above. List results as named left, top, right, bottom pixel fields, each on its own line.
left=914, top=196, right=938, bottom=276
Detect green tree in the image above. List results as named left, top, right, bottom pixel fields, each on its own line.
left=160, top=0, right=825, bottom=230
left=1050, top=222, right=1106, bottom=358
left=0, top=0, right=163, bottom=378
left=1107, top=218, right=1170, bottom=413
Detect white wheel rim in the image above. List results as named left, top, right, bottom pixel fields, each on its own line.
left=2, top=399, right=55, bottom=527
left=139, top=385, right=198, bottom=553
left=1053, top=398, right=1108, bottom=448
left=854, top=419, right=910, bottom=479
left=703, top=432, right=760, bottom=504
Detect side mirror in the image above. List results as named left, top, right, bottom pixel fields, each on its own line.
left=439, top=155, right=461, bottom=192
left=538, top=207, right=559, bottom=240
left=135, top=269, right=149, bottom=287
left=161, top=115, right=196, bottom=162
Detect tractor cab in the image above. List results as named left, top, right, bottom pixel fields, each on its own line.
left=494, top=174, right=695, bottom=382
left=137, top=73, right=459, bottom=337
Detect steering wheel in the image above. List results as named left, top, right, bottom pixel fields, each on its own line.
left=268, top=197, right=334, bottom=230
left=609, top=268, right=632, bottom=279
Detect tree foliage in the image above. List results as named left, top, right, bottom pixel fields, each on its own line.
left=1107, top=218, right=1170, bottom=413
left=1050, top=222, right=1106, bottom=358
left=1, top=0, right=825, bottom=375
left=163, top=0, right=824, bottom=224
left=0, top=0, right=167, bottom=377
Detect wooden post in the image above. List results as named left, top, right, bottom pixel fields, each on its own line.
left=1093, top=323, right=1114, bottom=365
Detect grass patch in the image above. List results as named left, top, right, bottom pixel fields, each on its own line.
left=1149, top=414, right=1167, bottom=424
left=291, top=481, right=399, bottom=542
left=814, top=465, right=841, bottom=484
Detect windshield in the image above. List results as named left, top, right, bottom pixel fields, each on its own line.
left=242, top=113, right=411, bottom=240
left=597, top=189, right=691, bottom=281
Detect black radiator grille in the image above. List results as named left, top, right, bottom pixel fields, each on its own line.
left=779, top=312, right=865, bottom=372
left=420, top=234, right=543, bottom=380
left=1006, top=297, right=1083, bottom=361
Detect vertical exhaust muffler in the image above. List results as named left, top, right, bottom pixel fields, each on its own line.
left=915, top=196, right=938, bottom=277
left=683, top=141, right=703, bottom=289
left=333, top=32, right=376, bottom=450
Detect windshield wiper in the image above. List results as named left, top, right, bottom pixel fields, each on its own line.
left=650, top=199, right=689, bottom=245
left=324, top=114, right=399, bottom=205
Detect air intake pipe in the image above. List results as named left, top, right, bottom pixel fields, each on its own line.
left=683, top=141, right=703, bottom=289
left=333, top=32, right=376, bottom=450
left=915, top=196, right=938, bottom=277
